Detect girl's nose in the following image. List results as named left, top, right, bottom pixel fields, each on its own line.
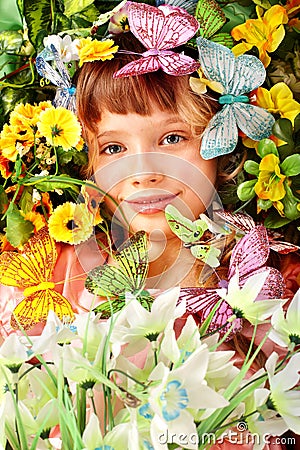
left=129, top=153, right=164, bottom=186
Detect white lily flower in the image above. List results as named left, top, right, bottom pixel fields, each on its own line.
left=161, top=314, right=202, bottom=364
left=73, top=312, right=109, bottom=361
left=269, top=288, right=300, bottom=348
left=31, top=310, right=77, bottom=355
left=217, top=271, right=284, bottom=324
left=82, top=412, right=130, bottom=450
left=111, top=288, right=185, bottom=353
left=61, top=345, right=98, bottom=388
left=266, top=352, right=300, bottom=434
left=43, top=34, right=79, bottom=62
left=139, top=346, right=228, bottom=450
left=0, top=334, right=29, bottom=372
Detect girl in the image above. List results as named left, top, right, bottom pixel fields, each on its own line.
left=0, top=2, right=297, bottom=449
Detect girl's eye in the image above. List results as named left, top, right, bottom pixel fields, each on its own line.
left=161, top=134, right=184, bottom=145
left=103, top=144, right=124, bottom=155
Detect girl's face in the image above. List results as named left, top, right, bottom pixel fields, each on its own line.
left=91, top=107, right=217, bottom=239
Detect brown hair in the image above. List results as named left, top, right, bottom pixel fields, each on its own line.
left=76, top=33, right=219, bottom=137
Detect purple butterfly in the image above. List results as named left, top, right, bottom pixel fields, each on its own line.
left=113, top=1, right=200, bottom=78
left=179, top=225, right=285, bottom=338
left=215, top=210, right=300, bottom=255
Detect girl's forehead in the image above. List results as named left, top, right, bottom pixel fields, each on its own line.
left=94, top=109, right=191, bottom=137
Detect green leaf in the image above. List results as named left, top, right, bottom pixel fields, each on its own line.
left=0, top=185, right=8, bottom=215
left=6, top=207, right=34, bottom=247
left=64, top=0, right=94, bottom=17
left=264, top=212, right=292, bottom=229
left=237, top=179, right=257, bottom=202
left=244, top=160, right=259, bottom=176
left=35, top=179, right=79, bottom=193
left=282, top=184, right=300, bottom=221
left=257, top=139, right=278, bottom=158
left=281, top=154, right=300, bottom=177
left=73, top=150, right=88, bottom=166
left=294, top=112, right=300, bottom=134
left=272, top=118, right=294, bottom=145
left=278, top=142, right=296, bottom=160
left=23, top=0, right=52, bottom=48
left=19, top=187, right=35, bottom=214
left=257, top=198, right=272, bottom=211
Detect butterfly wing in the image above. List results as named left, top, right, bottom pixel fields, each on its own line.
left=156, top=0, right=198, bottom=15
left=115, top=231, right=149, bottom=291
left=36, top=45, right=76, bottom=112
left=0, top=227, right=57, bottom=288
left=85, top=231, right=148, bottom=297
left=228, top=226, right=270, bottom=280
left=195, top=0, right=226, bottom=39
left=11, top=290, right=74, bottom=330
left=233, top=102, right=275, bottom=141
left=196, top=37, right=234, bottom=92
left=114, top=52, right=199, bottom=78
left=200, top=106, right=238, bottom=159
left=179, top=287, right=242, bottom=337
left=128, top=2, right=199, bottom=50
left=190, top=244, right=221, bottom=267
left=228, top=54, right=266, bottom=96
left=94, top=292, right=154, bottom=319
left=165, top=204, right=207, bottom=243
left=215, top=210, right=255, bottom=234
left=85, top=265, right=136, bottom=297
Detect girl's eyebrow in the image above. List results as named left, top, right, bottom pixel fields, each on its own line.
left=96, top=117, right=188, bottom=139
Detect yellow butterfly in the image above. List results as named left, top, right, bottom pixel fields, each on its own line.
left=0, top=227, right=74, bottom=330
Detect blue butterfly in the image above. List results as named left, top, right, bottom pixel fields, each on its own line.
left=197, top=37, right=275, bottom=160
left=155, top=0, right=198, bottom=14
left=35, top=44, right=76, bottom=113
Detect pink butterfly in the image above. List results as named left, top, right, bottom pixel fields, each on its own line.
left=113, top=1, right=200, bottom=78
left=215, top=209, right=300, bottom=255
left=179, top=225, right=285, bottom=338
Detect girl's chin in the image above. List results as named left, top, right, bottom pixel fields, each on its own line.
left=122, top=212, right=174, bottom=239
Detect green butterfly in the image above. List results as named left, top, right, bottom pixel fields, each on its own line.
left=165, top=204, right=208, bottom=244
left=189, top=0, right=234, bottom=48
left=165, top=204, right=221, bottom=267
left=85, top=231, right=153, bottom=318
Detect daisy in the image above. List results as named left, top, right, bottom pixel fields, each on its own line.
left=77, top=37, right=118, bottom=67
left=48, top=202, right=93, bottom=244
left=37, top=106, right=82, bottom=150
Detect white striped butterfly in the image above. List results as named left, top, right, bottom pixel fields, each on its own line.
left=197, top=37, right=275, bottom=159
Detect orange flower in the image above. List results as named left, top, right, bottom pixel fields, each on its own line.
left=0, top=155, right=12, bottom=178
left=231, top=5, right=288, bottom=67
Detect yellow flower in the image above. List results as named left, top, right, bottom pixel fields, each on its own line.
left=0, top=123, right=27, bottom=162
left=10, top=101, right=52, bottom=140
left=80, top=183, right=103, bottom=226
left=37, top=106, right=82, bottom=150
left=254, top=154, right=286, bottom=202
left=48, top=202, right=94, bottom=244
left=23, top=211, right=47, bottom=232
left=256, top=82, right=300, bottom=125
left=231, top=5, right=288, bottom=67
left=190, top=69, right=224, bottom=95
left=77, top=37, right=118, bottom=67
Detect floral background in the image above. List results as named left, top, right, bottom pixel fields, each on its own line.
left=0, top=1, right=300, bottom=449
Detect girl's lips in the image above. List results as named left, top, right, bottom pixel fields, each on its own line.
left=124, top=194, right=178, bottom=214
